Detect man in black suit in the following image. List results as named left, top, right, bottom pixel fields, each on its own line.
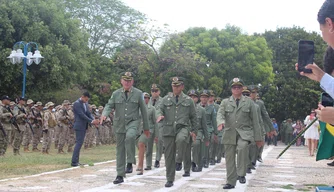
left=71, top=92, right=99, bottom=167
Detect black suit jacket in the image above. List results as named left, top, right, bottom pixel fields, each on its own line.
left=73, top=98, right=94, bottom=131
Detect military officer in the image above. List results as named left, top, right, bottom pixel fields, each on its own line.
left=100, top=72, right=150, bottom=184
left=199, top=90, right=217, bottom=167
left=156, top=77, right=198, bottom=188
left=149, top=83, right=164, bottom=168
left=188, top=90, right=209, bottom=172
left=13, top=97, right=27, bottom=155
left=217, top=78, right=263, bottom=189
left=251, top=87, right=275, bottom=162
left=0, top=96, right=12, bottom=156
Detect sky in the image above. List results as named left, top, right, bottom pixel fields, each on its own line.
left=122, top=0, right=325, bottom=34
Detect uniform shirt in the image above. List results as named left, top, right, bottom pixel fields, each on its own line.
left=202, top=103, right=218, bottom=135
left=217, top=95, right=262, bottom=145
left=14, top=104, right=27, bottom=125
left=138, top=104, right=158, bottom=135
left=256, top=99, right=275, bottom=133
left=44, top=110, right=57, bottom=129
left=0, top=105, right=13, bottom=130
left=195, top=105, right=209, bottom=141
left=157, top=92, right=198, bottom=137
left=57, top=108, right=74, bottom=125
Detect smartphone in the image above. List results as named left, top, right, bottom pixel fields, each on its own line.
left=321, top=92, right=334, bottom=107
left=298, top=40, right=314, bottom=73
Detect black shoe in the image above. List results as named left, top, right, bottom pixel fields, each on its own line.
left=191, top=162, right=196, bottom=172
left=210, top=160, right=215, bottom=165
left=165, top=181, right=173, bottom=188
left=327, top=161, right=334, bottom=166
left=246, top=168, right=252, bottom=174
left=257, top=158, right=263, bottom=163
left=71, top=163, right=79, bottom=167
left=223, top=184, right=235, bottom=189
left=175, top=163, right=182, bottom=171
left=144, top=166, right=152, bottom=170
left=193, top=166, right=202, bottom=172
left=113, top=176, right=124, bottom=184
left=154, top=160, right=160, bottom=168
left=238, top=176, right=246, bottom=184
left=216, top=159, right=221, bottom=164
left=182, top=171, right=190, bottom=177
left=250, top=166, right=256, bottom=170
left=125, top=163, right=133, bottom=173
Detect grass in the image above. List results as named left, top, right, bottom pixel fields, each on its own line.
left=0, top=144, right=116, bottom=180
left=281, top=184, right=294, bottom=190
left=304, top=184, right=328, bottom=187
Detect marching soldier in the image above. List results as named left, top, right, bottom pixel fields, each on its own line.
left=23, top=99, right=35, bottom=152
left=0, top=96, right=12, bottom=156
left=13, top=97, right=27, bottom=155
left=215, top=97, right=224, bottom=162
left=217, top=78, right=263, bottom=189
left=31, top=102, right=44, bottom=152
left=57, top=100, right=74, bottom=154
left=100, top=72, right=150, bottom=184
left=156, top=77, right=198, bottom=187
left=66, top=104, right=75, bottom=152
left=188, top=90, right=209, bottom=172
left=149, top=84, right=164, bottom=168
left=199, top=90, right=217, bottom=167
left=42, top=102, right=57, bottom=154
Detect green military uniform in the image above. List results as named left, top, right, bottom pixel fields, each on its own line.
left=31, top=102, right=44, bottom=152
left=102, top=72, right=149, bottom=178
left=280, top=120, right=287, bottom=143
left=157, top=77, right=198, bottom=186
left=145, top=103, right=158, bottom=168
left=215, top=97, right=225, bottom=162
left=148, top=84, right=164, bottom=168
left=13, top=99, right=28, bottom=155
left=283, top=119, right=294, bottom=145
left=217, top=78, right=262, bottom=187
left=0, top=96, right=12, bottom=156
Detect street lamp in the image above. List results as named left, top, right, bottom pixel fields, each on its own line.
left=7, top=41, right=43, bottom=98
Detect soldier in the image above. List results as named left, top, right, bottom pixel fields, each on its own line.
left=188, top=90, right=209, bottom=172
left=251, top=88, right=275, bottom=162
left=101, top=72, right=150, bottom=184
left=156, top=77, right=198, bottom=188
left=66, top=104, right=75, bottom=153
left=91, top=105, right=100, bottom=146
left=215, top=97, right=224, bottom=162
left=9, top=101, right=16, bottom=145
left=42, top=102, right=57, bottom=154
left=31, top=102, right=44, bottom=152
left=84, top=105, right=97, bottom=149
left=13, top=97, right=28, bottom=155
left=0, top=96, right=12, bottom=156
left=199, top=90, right=217, bottom=167
left=217, top=78, right=263, bottom=189
left=149, top=84, right=164, bottom=168
left=23, top=99, right=35, bottom=152
left=57, top=100, right=74, bottom=154
left=54, top=105, right=62, bottom=149
left=284, top=118, right=294, bottom=145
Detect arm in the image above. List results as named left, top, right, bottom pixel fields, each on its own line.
left=201, top=108, right=209, bottom=141
left=259, top=102, right=275, bottom=133
left=216, top=100, right=226, bottom=127
left=189, top=100, right=199, bottom=134
left=102, top=93, right=115, bottom=117
left=140, top=95, right=149, bottom=131
left=152, top=108, right=158, bottom=133
left=0, top=107, right=11, bottom=120
left=73, top=102, right=94, bottom=123
left=320, top=73, right=334, bottom=99
left=212, top=107, right=218, bottom=135
left=57, top=110, right=67, bottom=121
left=251, top=102, right=262, bottom=141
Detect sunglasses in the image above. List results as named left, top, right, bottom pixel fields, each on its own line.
left=232, top=86, right=242, bottom=90
left=151, top=89, right=159, bottom=93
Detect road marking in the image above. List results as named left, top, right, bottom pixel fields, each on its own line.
left=189, top=184, right=219, bottom=188
left=273, top=170, right=294, bottom=174
left=201, top=178, right=225, bottom=181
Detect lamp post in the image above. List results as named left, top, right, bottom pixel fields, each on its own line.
left=7, top=41, right=43, bottom=98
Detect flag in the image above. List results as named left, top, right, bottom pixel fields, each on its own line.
left=316, top=121, right=334, bottom=161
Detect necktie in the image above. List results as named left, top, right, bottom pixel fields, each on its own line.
left=153, top=99, right=156, bottom=106
left=125, top=91, right=129, bottom=100
left=236, top=99, right=240, bottom=107
left=176, top=95, right=179, bottom=104
left=202, top=105, right=205, bottom=108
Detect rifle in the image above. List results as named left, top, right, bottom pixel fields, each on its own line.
left=31, top=108, right=42, bottom=126
left=17, top=105, right=34, bottom=135
left=6, top=106, right=21, bottom=133
left=63, top=109, right=73, bottom=128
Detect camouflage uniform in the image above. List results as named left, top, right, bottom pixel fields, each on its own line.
left=13, top=101, right=27, bottom=155
left=23, top=99, right=34, bottom=152
left=66, top=105, right=75, bottom=152
left=84, top=105, right=97, bottom=149
left=0, top=97, right=12, bottom=156
left=42, top=102, right=57, bottom=154
left=56, top=100, right=74, bottom=153
left=54, top=105, right=62, bottom=149
left=31, top=102, right=44, bottom=151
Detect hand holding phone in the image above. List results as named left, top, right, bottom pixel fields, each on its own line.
left=298, top=40, right=314, bottom=73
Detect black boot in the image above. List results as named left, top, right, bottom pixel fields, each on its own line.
left=165, top=181, right=173, bottom=187
left=238, top=176, right=246, bottom=184
left=113, top=176, right=124, bottom=184
left=204, top=160, right=209, bottom=168
left=191, top=162, right=196, bottom=172
left=175, top=162, right=182, bottom=171
left=125, top=163, right=133, bottom=173
left=154, top=160, right=160, bottom=168
left=182, top=171, right=190, bottom=177
left=210, top=159, right=215, bottom=165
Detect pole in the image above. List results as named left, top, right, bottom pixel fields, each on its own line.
left=276, top=117, right=318, bottom=159
left=22, top=44, right=27, bottom=98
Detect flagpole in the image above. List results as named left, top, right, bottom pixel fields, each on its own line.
left=276, top=118, right=318, bottom=159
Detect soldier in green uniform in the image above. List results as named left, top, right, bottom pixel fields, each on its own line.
left=156, top=77, right=198, bottom=188
left=0, top=96, right=12, bottom=156
left=284, top=118, right=294, bottom=145
left=148, top=84, right=164, bottom=168
left=13, top=97, right=28, bottom=155
left=199, top=90, right=217, bottom=167
left=100, top=72, right=150, bottom=185
left=217, top=78, right=263, bottom=189
left=208, top=90, right=220, bottom=164
left=188, top=90, right=209, bottom=172
left=215, top=97, right=225, bottom=162
left=280, top=119, right=287, bottom=143
left=31, top=102, right=44, bottom=152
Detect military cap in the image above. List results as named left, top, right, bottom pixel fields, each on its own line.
left=27, top=99, right=34, bottom=105
left=187, top=89, right=199, bottom=97
left=45, top=102, right=55, bottom=108
left=200, top=90, right=210, bottom=97
left=19, top=97, right=26, bottom=101
left=56, top=105, right=62, bottom=110
left=171, top=77, right=185, bottom=86
left=62, top=100, right=71, bottom=105
left=1, top=95, right=11, bottom=101
left=36, top=101, right=43, bottom=106
left=242, top=86, right=251, bottom=94
left=229, top=77, right=244, bottom=87
left=121, top=72, right=134, bottom=81
left=216, top=97, right=222, bottom=102
left=9, top=101, right=15, bottom=106
left=143, top=92, right=150, bottom=98
left=151, top=84, right=160, bottom=91
left=250, top=86, right=259, bottom=93
left=209, top=90, right=215, bottom=97
left=91, top=104, right=97, bottom=109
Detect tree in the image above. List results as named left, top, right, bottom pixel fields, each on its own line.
left=260, top=27, right=327, bottom=123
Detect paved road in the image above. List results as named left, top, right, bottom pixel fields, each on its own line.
left=0, top=143, right=333, bottom=192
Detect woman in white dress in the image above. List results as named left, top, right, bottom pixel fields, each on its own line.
left=304, top=110, right=319, bottom=156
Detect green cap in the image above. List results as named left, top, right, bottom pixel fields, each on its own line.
left=121, top=72, right=134, bottom=81
left=151, top=84, right=160, bottom=91
left=171, top=77, right=185, bottom=86
left=200, top=90, right=210, bottom=97
left=242, top=86, right=251, bottom=94
left=143, top=92, right=150, bottom=98
left=209, top=90, right=215, bottom=96
left=187, top=89, right=199, bottom=97
left=229, top=77, right=244, bottom=87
